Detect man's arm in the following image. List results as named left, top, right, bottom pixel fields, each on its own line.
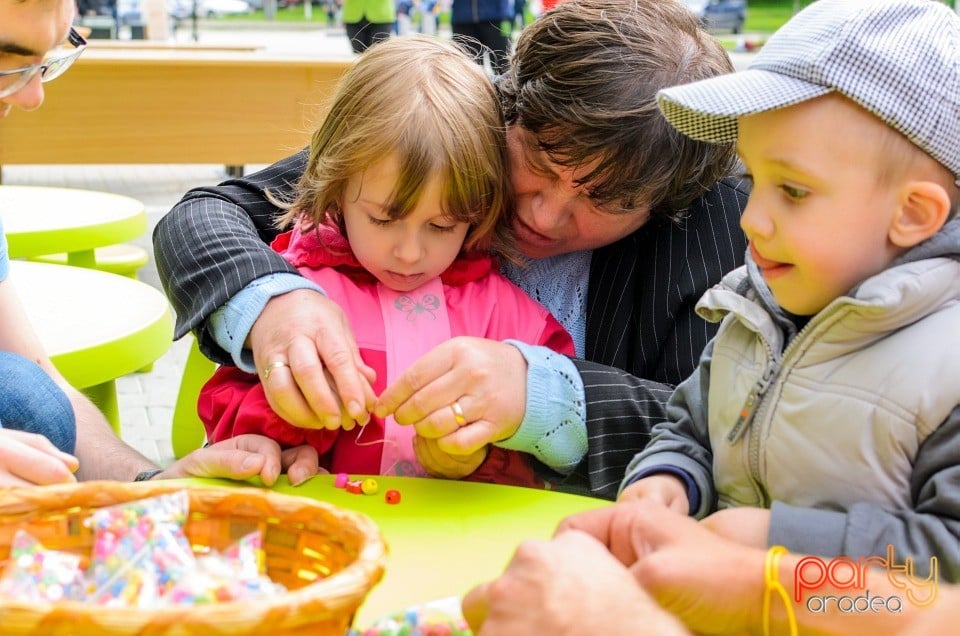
left=155, top=149, right=376, bottom=427
left=559, top=360, right=674, bottom=498
left=153, top=150, right=309, bottom=364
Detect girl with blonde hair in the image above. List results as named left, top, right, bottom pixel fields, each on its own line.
left=199, top=36, right=574, bottom=486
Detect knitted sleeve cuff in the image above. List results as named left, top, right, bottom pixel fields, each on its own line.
left=494, top=341, right=587, bottom=475
left=208, top=273, right=326, bottom=372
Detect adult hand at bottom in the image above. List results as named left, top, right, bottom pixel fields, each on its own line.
left=375, top=338, right=527, bottom=455
left=462, top=530, right=689, bottom=635
left=0, top=429, right=78, bottom=487
left=155, top=435, right=323, bottom=486
left=559, top=500, right=762, bottom=635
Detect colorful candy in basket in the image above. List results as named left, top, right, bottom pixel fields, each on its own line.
left=0, top=529, right=87, bottom=603
left=351, top=596, right=473, bottom=636
left=0, top=490, right=285, bottom=608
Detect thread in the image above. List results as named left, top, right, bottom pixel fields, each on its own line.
left=353, top=420, right=401, bottom=475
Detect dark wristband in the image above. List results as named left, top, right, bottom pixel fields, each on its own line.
left=133, top=468, right=164, bottom=482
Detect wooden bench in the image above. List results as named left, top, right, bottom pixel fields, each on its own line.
left=0, top=49, right=353, bottom=173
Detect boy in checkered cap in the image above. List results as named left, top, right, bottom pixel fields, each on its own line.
left=618, top=0, right=960, bottom=579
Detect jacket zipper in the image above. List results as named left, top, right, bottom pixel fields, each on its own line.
left=733, top=313, right=823, bottom=506
left=727, top=363, right=777, bottom=444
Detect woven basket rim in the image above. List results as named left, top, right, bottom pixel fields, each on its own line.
left=0, top=480, right=388, bottom=627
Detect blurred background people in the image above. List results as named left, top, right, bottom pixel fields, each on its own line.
left=450, top=0, right=510, bottom=75
left=342, top=0, right=394, bottom=53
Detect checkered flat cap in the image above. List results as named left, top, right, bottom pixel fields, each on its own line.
left=658, top=0, right=960, bottom=184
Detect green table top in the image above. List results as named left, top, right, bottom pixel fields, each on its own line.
left=191, top=475, right=610, bottom=628
left=12, top=261, right=173, bottom=388
left=0, top=185, right=146, bottom=259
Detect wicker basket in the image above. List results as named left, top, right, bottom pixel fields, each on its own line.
left=0, top=480, right=387, bottom=635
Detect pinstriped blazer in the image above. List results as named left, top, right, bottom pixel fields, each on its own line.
left=570, top=177, right=748, bottom=497
left=155, top=150, right=748, bottom=499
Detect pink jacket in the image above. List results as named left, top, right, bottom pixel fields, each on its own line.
left=200, top=225, right=575, bottom=487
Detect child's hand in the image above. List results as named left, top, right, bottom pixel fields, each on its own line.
left=700, top=507, right=771, bottom=548
left=413, top=434, right=488, bottom=479
left=618, top=474, right=690, bottom=515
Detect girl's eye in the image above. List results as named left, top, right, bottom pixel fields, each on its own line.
left=368, top=216, right=392, bottom=226
left=430, top=223, right=457, bottom=233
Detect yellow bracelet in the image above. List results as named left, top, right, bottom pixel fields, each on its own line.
left=763, top=545, right=798, bottom=636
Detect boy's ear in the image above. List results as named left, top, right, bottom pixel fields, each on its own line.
left=889, top=180, right=951, bottom=248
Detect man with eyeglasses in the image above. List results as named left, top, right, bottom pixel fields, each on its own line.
left=0, top=0, right=322, bottom=487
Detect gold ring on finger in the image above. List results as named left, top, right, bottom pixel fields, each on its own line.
left=261, top=361, right=290, bottom=380
left=451, top=400, right=467, bottom=426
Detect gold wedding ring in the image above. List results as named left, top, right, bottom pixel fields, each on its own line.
left=261, top=361, right=290, bottom=380
left=451, top=400, right=467, bottom=426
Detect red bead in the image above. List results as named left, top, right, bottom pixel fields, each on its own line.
left=385, top=489, right=401, bottom=504
left=346, top=480, right=364, bottom=494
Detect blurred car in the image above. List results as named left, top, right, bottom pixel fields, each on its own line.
left=682, top=0, right=747, bottom=34
left=117, top=0, right=252, bottom=22
left=195, top=0, right=253, bottom=17
left=116, top=0, right=189, bottom=24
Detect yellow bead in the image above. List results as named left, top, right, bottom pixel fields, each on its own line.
left=361, top=478, right=379, bottom=495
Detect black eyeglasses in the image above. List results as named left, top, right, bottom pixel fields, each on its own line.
left=0, top=27, right=87, bottom=99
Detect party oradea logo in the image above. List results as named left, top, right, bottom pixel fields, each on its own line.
left=793, top=545, right=938, bottom=614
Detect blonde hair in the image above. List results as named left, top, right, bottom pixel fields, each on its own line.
left=279, top=35, right=515, bottom=259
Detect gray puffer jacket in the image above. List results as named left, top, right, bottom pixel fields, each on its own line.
left=623, top=218, right=960, bottom=581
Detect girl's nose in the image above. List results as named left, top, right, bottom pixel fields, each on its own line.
left=393, top=232, right=423, bottom=264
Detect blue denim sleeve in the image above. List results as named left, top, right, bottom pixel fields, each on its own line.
left=208, top=273, right=326, bottom=372
left=494, top=341, right=587, bottom=475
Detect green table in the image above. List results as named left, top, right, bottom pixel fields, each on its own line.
left=202, top=474, right=610, bottom=628
left=0, top=185, right=146, bottom=269
left=12, top=261, right=173, bottom=430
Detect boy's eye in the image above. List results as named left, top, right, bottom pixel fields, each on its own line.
left=780, top=184, right=808, bottom=200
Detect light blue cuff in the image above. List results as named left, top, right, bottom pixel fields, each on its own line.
left=0, top=226, right=10, bottom=282
left=494, top=341, right=587, bottom=475
left=208, top=273, right=326, bottom=372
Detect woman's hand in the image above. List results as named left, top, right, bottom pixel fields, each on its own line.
left=250, top=290, right=377, bottom=431
left=375, top=338, right=527, bottom=454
